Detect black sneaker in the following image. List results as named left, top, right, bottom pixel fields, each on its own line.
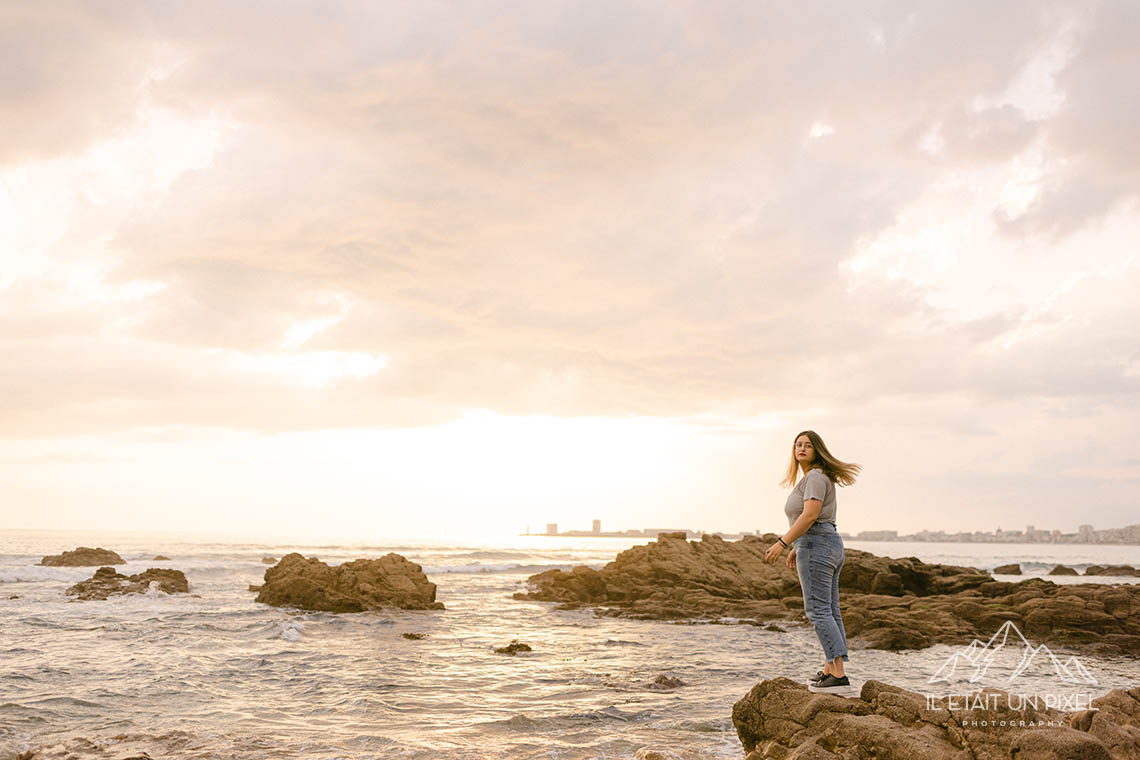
left=809, top=670, right=826, bottom=684
left=808, top=674, right=852, bottom=694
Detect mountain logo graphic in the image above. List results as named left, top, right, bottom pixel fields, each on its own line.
left=928, top=620, right=1098, bottom=686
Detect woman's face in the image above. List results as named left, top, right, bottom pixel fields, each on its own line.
left=794, top=435, right=815, bottom=466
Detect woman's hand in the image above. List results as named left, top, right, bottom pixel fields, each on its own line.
left=764, top=542, right=784, bottom=564
left=786, top=548, right=796, bottom=570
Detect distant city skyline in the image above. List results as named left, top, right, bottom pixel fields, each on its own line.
left=531, top=520, right=1140, bottom=545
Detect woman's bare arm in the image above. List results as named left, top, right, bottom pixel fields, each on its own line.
left=783, top=498, right=822, bottom=544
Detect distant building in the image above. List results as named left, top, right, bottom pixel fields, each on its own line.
left=546, top=523, right=558, bottom=535
left=1078, top=524, right=1095, bottom=543
left=854, top=530, right=898, bottom=541
left=592, top=519, right=601, bottom=535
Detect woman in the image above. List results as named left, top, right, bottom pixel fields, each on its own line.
left=764, top=430, right=861, bottom=693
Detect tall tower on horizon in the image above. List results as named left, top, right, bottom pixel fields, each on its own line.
left=592, top=519, right=601, bottom=535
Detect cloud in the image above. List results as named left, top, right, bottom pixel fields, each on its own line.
left=1001, top=1, right=1140, bottom=236
left=1, top=0, right=1137, bottom=446
left=0, top=2, right=159, bottom=163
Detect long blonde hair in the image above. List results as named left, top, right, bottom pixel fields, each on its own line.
left=779, top=430, right=861, bottom=488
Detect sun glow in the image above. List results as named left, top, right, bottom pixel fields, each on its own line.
left=0, top=412, right=761, bottom=541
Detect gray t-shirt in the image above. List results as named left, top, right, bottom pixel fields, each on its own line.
left=784, top=468, right=837, bottom=528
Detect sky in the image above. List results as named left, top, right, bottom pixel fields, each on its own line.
left=1, top=1, right=1138, bottom=542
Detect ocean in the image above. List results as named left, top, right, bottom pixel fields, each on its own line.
left=3, top=530, right=1139, bottom=760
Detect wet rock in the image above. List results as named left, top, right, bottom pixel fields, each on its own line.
left=402, top=632, right=427, bottom=640
left=494, top=639, right=532, bottom=655
left=248, top=584, right=262, bottom=592
left=633, top=749, right=674, bottom=760
left=733, top=678, right=1136, bottom=760
left=255, top=552, right=444, bottom=613
left=261, top=556, right=277, bottom=564
left=8, top=595, right=20, bottom=600
left=39, top=547, right=124, bottom=566
left=66, top=567, right=189, bottom=600
left=515, top=534, right=1140, bottom=656
left=152, top=555, right=170, bottom=561
left=1086, top=565, right=1140, bottom=577
left=1050, top=564, right=1079, bottom=575
left=994, top=563, right=1022, bottom=575
left=647, top=674, right=685, bottom=691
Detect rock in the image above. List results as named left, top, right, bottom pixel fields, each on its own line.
left=633, top=749, right=675, bottom=760
left=8, top=595, right=20, bottom=600
left=994, top=563, right=1022, bottom=575
left=1086, top=565, right=1140, bottom=577
left=514, top=534, right=1140, bottom=656
left=494, top=639, right=532, bottom=655
left=40, top=547, right=124, bottom=566
left=1080, top=686, right=1140, bottom=758
left=402, top=632, right=427, bottom=640
left=1050, top=564, right=1079, bottom=575
left=647, top=674, right=685, bottom=691
left=66, top=567, right=189, bottom=600
left=248, top=584, right=262, bottom=592
left=732, top=678, right=1136, bottom=760
left=262, top=556, right=277, bottom=564
left=255, top=552, right=444, bottom=612
left=152, top=555, right=170, bottom=561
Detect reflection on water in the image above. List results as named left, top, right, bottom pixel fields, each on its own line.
left=2, top=531, right=1139, bottom=759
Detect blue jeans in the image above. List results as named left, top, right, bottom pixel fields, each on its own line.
left=794, top=521, right=848, bottom=662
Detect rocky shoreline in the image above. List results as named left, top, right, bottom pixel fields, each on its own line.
left=732, top=678, right=1140, bottom=759
left=515, top=533, right=1140, bottom=656
left=27, top=541, right=1140, bottom=656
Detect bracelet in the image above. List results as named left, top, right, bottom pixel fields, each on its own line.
left=777, top=537, right=788, bottom=548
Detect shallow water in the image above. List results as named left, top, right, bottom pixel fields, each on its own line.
left=2, top=531, right=1139, bottom=759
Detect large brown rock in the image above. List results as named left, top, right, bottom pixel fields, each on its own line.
left=515, top=534, right=1140, bottom=656
left=66, top=567, right=189, bottom=600
left=1079, top=686, right=1140, bottom=759
left=1086, top=565, right=1140, bottom=577
left=40, top=547, right=125, bottom=566
left=732, top=678, right=1138, bottom=760
left=1050, top=565, right=1079, bottom=576
left=255, top=552, right=444, bottom=612
left=994, top=563, right=1022, bottom=575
